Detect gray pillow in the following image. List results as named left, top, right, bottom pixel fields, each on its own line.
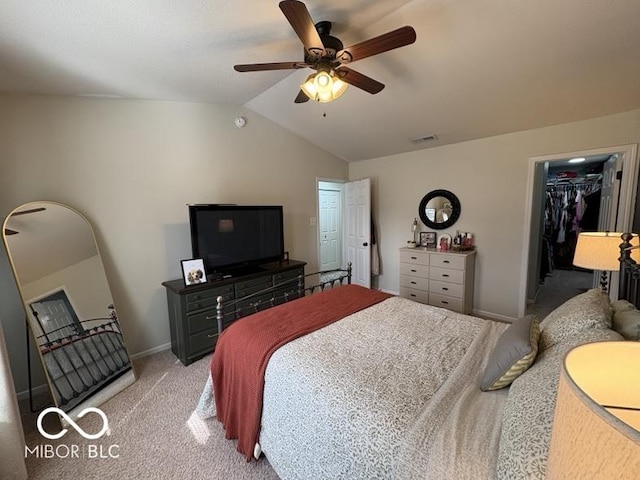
left=481, top=315, right=540, bottom=391
left=539, top=289, right=612, bottom=351
left=612, top=308, right=640, bottom=340
left=495, top=327, right=623, bottom=480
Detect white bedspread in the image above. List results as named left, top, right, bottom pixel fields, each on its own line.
left=256, top=296, right=509, bottom=479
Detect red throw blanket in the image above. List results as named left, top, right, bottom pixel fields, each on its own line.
left=211, top=284, right=392, bottom=461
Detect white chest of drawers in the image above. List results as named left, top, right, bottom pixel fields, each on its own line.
left=399, top=247, right=476, bottom=314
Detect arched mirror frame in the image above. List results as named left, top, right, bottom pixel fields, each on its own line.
left=418, top=189, right=461, bottom=230
left=2, top=201, right=135, bottom=424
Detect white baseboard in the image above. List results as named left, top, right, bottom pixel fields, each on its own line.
left=16, top=382, right=50, bottom=401
left=130, top=342, right=172, bottom=360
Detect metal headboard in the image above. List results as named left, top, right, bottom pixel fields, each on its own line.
left=618, top=232, right=640, bottom=306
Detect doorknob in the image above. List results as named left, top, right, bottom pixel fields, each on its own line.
left=363, top=242, right=369, bottom=247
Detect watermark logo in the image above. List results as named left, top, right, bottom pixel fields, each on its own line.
left=26, top=406, right=119, bottom=459
left=37, top=407, right=110, bottom=440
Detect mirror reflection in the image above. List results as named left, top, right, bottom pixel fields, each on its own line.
left=418, top=190, right=461, bottom=230
left=2, top=201, right=135, bottom=418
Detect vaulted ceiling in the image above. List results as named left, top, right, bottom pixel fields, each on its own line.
left=2, top=1, right=640, bottom=161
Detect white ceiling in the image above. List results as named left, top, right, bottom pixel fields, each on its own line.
left=1, top=1, right=640, bottom=161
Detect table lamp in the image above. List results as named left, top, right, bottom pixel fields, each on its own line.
left=547, top=341, right=640, bottom=479
left=573, top=232, right=622, bottom=292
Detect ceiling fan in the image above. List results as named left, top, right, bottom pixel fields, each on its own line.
left=3, top=207, right=46, bottom=236
left=234, top=0, right=417, bottom=103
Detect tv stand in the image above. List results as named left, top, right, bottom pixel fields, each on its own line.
left=162, top=259, right=306, bottom=365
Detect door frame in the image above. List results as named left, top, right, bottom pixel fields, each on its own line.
left=518, top=143, right=639, bottom=317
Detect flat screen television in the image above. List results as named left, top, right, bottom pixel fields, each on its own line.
left=188, top=204, right=284, bottom=276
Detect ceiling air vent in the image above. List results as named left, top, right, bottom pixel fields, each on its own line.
left=411, top=134, right=438, bottom=144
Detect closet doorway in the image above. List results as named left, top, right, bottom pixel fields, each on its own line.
left=520, top=144, right=639, bottom=319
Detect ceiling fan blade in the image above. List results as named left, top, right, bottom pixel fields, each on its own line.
left=4, top=228, right=18, bottom=235
left=335, top=66, right=384, bottom=94
left=337, top=26, right=416, bottom=64
left=279, top=0, right=325, bottom=57
left=294, top=90, right=310, bottom=103
left=10, top=207, right=46, bottom=216
left=234, top=62, right=308, bottom=72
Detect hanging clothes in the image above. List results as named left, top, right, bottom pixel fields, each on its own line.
left=541, top=179, right=602, bottom=275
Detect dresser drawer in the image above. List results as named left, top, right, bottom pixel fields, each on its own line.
left=188, top=329, right=218, bottom=358
left=400, top=274, right=428, bottom=291
left=430, top=254, right=466, bottom=269
left=400, top=262, right=429, bottom=277
left=400, top=249, right=429, bottom=265
left=235, top=276, right=272, bottom=297
left=400, top=286, right=428, bottom=303
left=429, top=293, right=463, bottom=312
left=429, top=280, right=463, bottom=299
left=185, top=284, right=234, bottom=304
left=236, top=291, right=277, bottom=316
left=187, top=309, right=218, bottom=335
left=185, top=284, right=234, bottom=313
left=274, top=268, right=304, bottom=284
left=430, top=267, right=464, bottom=284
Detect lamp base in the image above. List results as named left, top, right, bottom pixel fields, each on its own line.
left=599, top=271, right=609, bottom=293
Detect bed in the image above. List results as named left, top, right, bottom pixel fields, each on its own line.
left=196, top=235, right=640, bottom=479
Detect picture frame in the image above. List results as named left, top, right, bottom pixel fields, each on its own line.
left=438, top=233, right=452, bottom=251
left=181, top=258, right=207, bottom=286
left=420, top=231, right=437, bottom=248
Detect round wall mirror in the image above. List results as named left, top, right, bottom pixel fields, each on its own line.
left=418, top=189, right=461, bottom=230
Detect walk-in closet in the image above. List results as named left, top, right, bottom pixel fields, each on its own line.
left=529, top=155, right=615, bottom=318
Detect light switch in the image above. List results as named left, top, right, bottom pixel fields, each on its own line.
left=309, top=216, right=317, bottom=226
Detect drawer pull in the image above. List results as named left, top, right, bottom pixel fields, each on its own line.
left=441, top=300, right=449, bottom=305
left=410, top=256, right=417, bottom=260
left=443, top=260, right=450, bottom=264
left=442, top=287, right=449, bottom=291
left=411, top=281, right=417, bottom=285
left=207, top=334, right=217, bottom=338
left=410, top=294, right=416, bottom=298
left=205, top=315, right=215, bottom=320
left=442, top=274, right=449, bottom=278
left=411, top=269, right=417, bottom=273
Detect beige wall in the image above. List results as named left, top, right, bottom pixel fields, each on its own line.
left=0, top=94, right=347, bottom=393
left=349, top=110, right=640, bottom=320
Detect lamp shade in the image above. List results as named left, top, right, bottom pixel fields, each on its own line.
left=547, top=341, right=640, bottom=479
left=573, top=232, right=623, bottom=272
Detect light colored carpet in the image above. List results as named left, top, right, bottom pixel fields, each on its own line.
left=527, top=268, right=594, bottom=320
left=20, top=350, right=280, bottom=480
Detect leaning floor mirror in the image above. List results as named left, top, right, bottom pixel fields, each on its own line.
left=2, top=201, right=135, bottom=422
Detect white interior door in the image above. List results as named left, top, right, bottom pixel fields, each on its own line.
left=598, top=155, right=620, bottom=231
left=345, top=178, right=371, bottom=288
left=597, top=154, right=623, bottom=292
left=318, top=186, right=342, bottom=271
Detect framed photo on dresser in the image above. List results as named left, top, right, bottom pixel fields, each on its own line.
left=181, top=258, right=207, bottom=286
left=420, top=231, right=437, bottom=248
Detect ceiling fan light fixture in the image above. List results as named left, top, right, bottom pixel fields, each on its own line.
left=301, top=70, right=348, bottom=103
